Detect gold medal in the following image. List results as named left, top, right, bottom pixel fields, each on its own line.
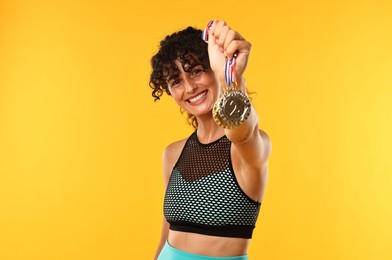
left=213, top=84, right=251, bottom=129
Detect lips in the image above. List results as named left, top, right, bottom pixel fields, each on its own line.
left=187, top=90, right=208, bottom=104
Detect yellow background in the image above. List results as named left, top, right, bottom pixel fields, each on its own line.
left=1, top=0, right=391, bottom=259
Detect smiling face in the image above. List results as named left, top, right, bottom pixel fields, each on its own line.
left=167, top=59, right=219, bottom=118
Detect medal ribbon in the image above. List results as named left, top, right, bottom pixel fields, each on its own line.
left=202, top=21, right=237, bottom=86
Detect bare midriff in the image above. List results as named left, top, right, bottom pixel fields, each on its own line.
left=168, top=230, right=250, bottom=257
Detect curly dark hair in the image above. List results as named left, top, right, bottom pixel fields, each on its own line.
left=149, top=26, right=211, bottom=128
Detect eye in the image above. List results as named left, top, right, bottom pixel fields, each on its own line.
left=192, top=69, right=202, bottom=75
left=190, top=66, right=203, bottom=77
left=169, top=78, right=181, bottom=88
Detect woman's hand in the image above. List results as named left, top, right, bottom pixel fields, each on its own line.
left=207, top=20, right=251, bottom=85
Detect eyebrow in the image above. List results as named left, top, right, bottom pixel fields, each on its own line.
left=183, top=63, right=201, bottom=72
left=166, top=72, right=180, bottom=83
left=165, top=63, right=203, bottom=83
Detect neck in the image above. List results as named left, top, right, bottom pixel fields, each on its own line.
left=195, top=114, right=225, bottom=144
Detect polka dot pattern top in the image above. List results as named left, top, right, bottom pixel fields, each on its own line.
left=163, top=131, right=261, bottom=238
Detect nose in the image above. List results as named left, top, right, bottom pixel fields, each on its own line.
left=183, top=78, right=197, bottom=93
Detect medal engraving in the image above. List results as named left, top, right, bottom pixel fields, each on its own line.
left=213, top=88, right=251, bottom=129
left=223, top=95, right=246, bottom=119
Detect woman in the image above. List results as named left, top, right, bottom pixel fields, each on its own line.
left=149, top=20, right=271, bottom=260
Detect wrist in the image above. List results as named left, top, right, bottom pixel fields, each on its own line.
left=236, top=76, right=246, bottom=90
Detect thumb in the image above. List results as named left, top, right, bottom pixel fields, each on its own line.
left=205, top=20, right=217, bottom=48
left=201, top=20, right=214, bottom=43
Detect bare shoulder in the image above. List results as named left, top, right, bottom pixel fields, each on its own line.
left=163, top=138, right=187, bottom=165
left=162, top=138, right=188, bottom=185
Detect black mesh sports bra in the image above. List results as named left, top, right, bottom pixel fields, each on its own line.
left=163, top=131, right=261, bottom=239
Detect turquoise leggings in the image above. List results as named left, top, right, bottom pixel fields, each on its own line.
left=158, top=240, right=248, bottom=260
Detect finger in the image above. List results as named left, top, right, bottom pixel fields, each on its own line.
left=223, top=29, right=236, bottom=52
left=212, top=20, right=226, bottom=42
left=226, top=40, right=251, bottom=59
left=235, top=31, right=245, bottom=41
left=218, top=25, right=230, bottom=48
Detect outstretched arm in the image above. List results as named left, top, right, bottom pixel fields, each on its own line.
left=207, top=20, right=271, bottom=170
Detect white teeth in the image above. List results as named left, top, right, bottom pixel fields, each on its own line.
left=189, top=91, right=207, bottom=103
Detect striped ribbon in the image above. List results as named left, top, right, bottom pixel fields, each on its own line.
left=202, top=21, right=237, bottom=86
left=201, top=20, right=213, bottom=42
